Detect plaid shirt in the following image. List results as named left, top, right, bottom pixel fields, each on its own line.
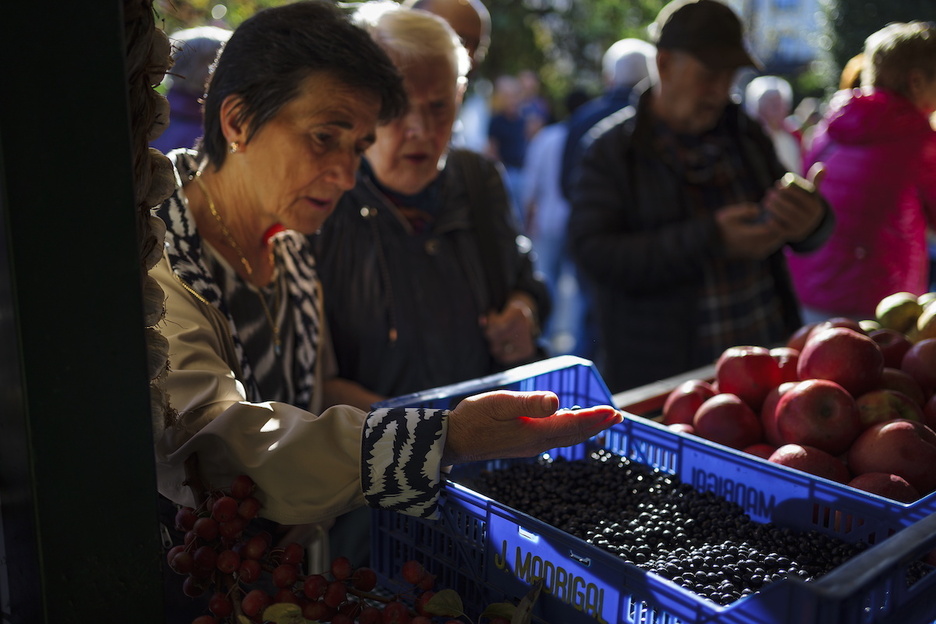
left=654, top=121, right=786, bottom=363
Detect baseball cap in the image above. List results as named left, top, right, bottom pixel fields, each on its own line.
left=650, top=0, right=763, bottom=70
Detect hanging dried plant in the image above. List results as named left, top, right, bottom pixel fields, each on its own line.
left=142, top=274, right=167, bottom=328
left=124, top=0, right=178, bottom=433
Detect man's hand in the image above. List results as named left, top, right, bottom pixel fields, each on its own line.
left=715, top=202, right=786, bottom=259
left=716, top=165, right=827, bottom=259
left=441, top=391, right=623, bottom=466
left=762, top=166, right=826, bottom=243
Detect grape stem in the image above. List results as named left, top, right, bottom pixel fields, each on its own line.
left=222, top=572, right=246, bottom=620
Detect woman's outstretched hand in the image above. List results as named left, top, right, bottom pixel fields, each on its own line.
left=441, top=391, right=623, bottom=466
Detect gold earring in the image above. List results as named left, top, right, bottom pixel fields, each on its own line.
left=228, top=141, right=240, bottom=154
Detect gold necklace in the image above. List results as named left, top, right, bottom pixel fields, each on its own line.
left=193, top=171, right=282, bottom=356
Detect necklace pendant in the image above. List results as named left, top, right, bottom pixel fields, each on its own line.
left=274, top=341, right=282, bottom=357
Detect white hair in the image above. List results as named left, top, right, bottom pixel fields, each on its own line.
left=602, top=38, right=657, bottom=88
left=744, top=75, right=793, bottom=118
left=353, top=0, right=471, bottom=86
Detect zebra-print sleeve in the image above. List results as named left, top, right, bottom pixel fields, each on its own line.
left=361, top=407, right=448, bottom=519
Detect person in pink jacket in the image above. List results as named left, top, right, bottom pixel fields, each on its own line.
left=787, top=21, right=936, bottom=322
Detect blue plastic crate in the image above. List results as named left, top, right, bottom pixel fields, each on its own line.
left=373, top=355, right=615, bottom=413
left=371, top=356, right=936, bottom=624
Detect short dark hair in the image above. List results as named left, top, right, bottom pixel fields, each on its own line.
left=201, top=0, right=407, bottom=167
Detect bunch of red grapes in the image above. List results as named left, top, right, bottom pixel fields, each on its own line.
left=166, top=474, right=481, bottom=624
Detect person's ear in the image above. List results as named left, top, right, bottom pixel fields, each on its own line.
left=219, top=94, right=249, bottom=147
left=655, top=49, right=674, bottom=81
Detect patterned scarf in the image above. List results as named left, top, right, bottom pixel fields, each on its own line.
left=157, top=150, right=320, bottom=408
left=653, top=120, right=783, bottom=359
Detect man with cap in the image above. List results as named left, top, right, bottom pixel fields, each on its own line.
left=567, top=0, right=834, bottom=393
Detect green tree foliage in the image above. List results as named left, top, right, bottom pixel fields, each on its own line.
left=478, top=0, right=667, bottom=110
left=821, top=0, right=936, bottom=84
left=155, top=0, right=291, bottom=34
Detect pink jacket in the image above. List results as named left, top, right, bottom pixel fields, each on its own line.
left=787, top=88, right=936, bottom=318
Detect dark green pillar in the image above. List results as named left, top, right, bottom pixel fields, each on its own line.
left=0, top=2, right=166, bottom=622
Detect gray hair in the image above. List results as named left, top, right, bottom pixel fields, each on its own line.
left=602, top=38, right=657, bottom=88
left=744, top=75, right=793, bottom=118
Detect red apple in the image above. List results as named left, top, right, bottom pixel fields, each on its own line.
left=813, top=316, right=866, bottom=335
left=847, top=419, right=936, bottom=495
left=878, top=367, right=926, bottom=407
left=847, top=472, right=920, bottom=503
left=923, top=394, right=936, bottom=431
left=774, top=379, right=861, bottom=455
left=786, top=322, right=820, bottom=352
left=770, top=347, right=800, bottom=383
left=662, top=379, right=717, bottom=426
left=692, top=393, right=764, bottom=450
left=901, top=338, right=936, bottom=396
left=743, top=442, right=776, bottom=460
left=854, top=388, right=923, bottom=429
left=760, top=381, right=798, bottom=447
left=797, top=327, right=884, bottom=397
left=716, top=346, right=783, bottom=412
left=768, top=443, right=851, bottom=483
left=869, top=328, right=914, bottom=369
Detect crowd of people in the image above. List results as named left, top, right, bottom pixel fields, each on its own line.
left=148, top=1, right=936, bottom=618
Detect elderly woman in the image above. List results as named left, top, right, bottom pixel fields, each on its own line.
left=315, top=2, right=550, bottom=411
left=151, top=1, right=621, bottom=617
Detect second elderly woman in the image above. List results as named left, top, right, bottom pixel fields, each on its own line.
left=315, top=1, right=551, bottom=411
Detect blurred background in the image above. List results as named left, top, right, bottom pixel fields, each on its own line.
left=154, top=0, right=935, bottom=120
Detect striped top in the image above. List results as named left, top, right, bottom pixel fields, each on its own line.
left=203, top=241, right=295, bottom=402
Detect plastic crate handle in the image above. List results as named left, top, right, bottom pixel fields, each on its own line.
left=569, top=551, right=592, bottom=567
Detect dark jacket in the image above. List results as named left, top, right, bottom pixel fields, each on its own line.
left=569, top=89, right=834, bottom=393
left=313, top=149, right=550, bottom=400
left=559, top=82, right=642, bottom=201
